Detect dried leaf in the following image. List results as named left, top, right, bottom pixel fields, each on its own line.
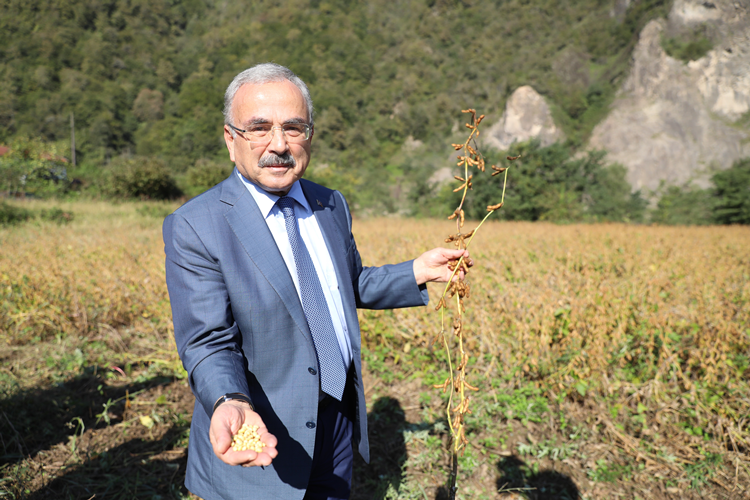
left=140, top=415, right=155, bottom=429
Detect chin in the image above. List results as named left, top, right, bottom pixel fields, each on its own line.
left=260, top=181, right=294, bottom=195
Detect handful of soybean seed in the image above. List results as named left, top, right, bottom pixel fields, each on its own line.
left=231, top=423, right=266, bottom=452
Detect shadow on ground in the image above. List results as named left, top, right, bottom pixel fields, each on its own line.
left=0, top=370, right=190, bottom=499
left=351, top=397, right=407, bottom=500
left=496, top=455, right=580, bottom=500
left=0, top=367, right=175, bottom=466
left=4, top=384, right=580, bottom=500
left=4, top=387, right=411, bottom=499
left=23, top=424, right=191, bottom=500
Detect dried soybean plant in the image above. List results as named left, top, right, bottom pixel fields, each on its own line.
left=433, top=109, right=517, bottom=499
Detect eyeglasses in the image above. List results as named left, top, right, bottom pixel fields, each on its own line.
left=228, top=123, right=312, bottom=144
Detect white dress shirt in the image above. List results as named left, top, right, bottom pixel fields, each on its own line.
left=238, top=172, right=352, bottom=371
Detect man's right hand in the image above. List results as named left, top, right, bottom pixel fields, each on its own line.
left=209, top=401, right=278, bottom=467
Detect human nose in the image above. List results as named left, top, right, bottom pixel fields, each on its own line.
left=266, top=126, right=289, bottom=153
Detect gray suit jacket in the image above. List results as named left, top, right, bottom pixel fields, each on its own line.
left=163, top=171, right=428, bottom=499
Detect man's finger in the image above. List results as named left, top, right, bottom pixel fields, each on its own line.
left=210, top=424, right=233, bottom=455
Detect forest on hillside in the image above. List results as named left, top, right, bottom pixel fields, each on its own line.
left=5, top=0, right=747, bottom=224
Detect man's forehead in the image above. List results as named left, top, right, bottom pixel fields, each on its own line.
left=233, top=81, right=307, bottom=119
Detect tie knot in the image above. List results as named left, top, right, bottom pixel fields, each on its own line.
left=277, top=196, right=295, bottom=219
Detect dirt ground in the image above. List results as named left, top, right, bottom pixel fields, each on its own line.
left=2, top=362, right=743, bottom=500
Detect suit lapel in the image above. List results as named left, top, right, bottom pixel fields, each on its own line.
left=220, top=174, right=311, bottom=340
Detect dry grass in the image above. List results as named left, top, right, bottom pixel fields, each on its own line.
left=1, top=200, right=174, bottom=347
left=1, top=201, right=748, bottom=499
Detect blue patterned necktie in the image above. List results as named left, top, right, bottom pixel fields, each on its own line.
left=277, top=196, right=347, bottom=401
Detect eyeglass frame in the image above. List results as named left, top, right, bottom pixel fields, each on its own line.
left=227, top=122, right=312, bottom=144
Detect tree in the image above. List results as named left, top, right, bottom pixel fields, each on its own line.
left=712, top=158, right=750, bottom=225
left=101, top=156, right=181, bottom=200
left=459, top=141, right=642, bottom=222
left=0, top=137, right=70, bottom=197
left=650, top=183, right=713, bottom=226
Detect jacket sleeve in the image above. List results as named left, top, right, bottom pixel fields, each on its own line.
left=163, top=213, right=250, bottom=418
left=333, top=191, right=429, bottom=310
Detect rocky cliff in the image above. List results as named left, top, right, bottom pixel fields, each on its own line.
left=480, top=1, right=750, bottom=194
left=482, top=86, right=564, bottom=151
left=588, top=0, right=750, bottom=192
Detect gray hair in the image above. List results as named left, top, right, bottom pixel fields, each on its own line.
left=223, top=63, right=314, bottom=133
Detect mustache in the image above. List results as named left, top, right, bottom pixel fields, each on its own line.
left=257, top=153, right=296, bottom=168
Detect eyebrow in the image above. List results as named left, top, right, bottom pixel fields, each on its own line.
left=243, top=117, right=308, bottom=126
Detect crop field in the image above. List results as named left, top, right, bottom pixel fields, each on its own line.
left=1, top=200, right=748, bottom=500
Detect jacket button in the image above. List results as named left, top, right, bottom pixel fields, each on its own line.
left=306, top=421, right=316, bottom=429
left=308, top=367, right=317, bottom=375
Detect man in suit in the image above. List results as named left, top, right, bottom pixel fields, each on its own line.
left=163, top=63, right=468, bottom=500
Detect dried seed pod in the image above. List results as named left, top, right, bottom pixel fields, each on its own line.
left=506, top=155, right=521, bottom=161
left=487, top=202, right=503, bottom=211
left=433, top=377, right=450, bottom=392
left=452, top=143, right=463, bottom=150
left=464, top=380, right=479, bottom=391
left=452, top=414, right=461, bottom=429
left=435, top=297, right=446, bottom=311
left=491, top=165, right=507, bottom=177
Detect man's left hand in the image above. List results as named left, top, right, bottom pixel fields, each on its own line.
left=413, top=248, right=472, bottom=285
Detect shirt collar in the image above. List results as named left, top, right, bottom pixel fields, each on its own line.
left=236, top=169, right=311, bottom=219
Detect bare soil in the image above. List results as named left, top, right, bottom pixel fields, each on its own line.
left=2, top=362, right=742, bottom=500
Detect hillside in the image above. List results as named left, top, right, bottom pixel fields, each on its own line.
left=588, top=0, right=750, bottom=193
left=0, top=0, right=673, bottom=211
